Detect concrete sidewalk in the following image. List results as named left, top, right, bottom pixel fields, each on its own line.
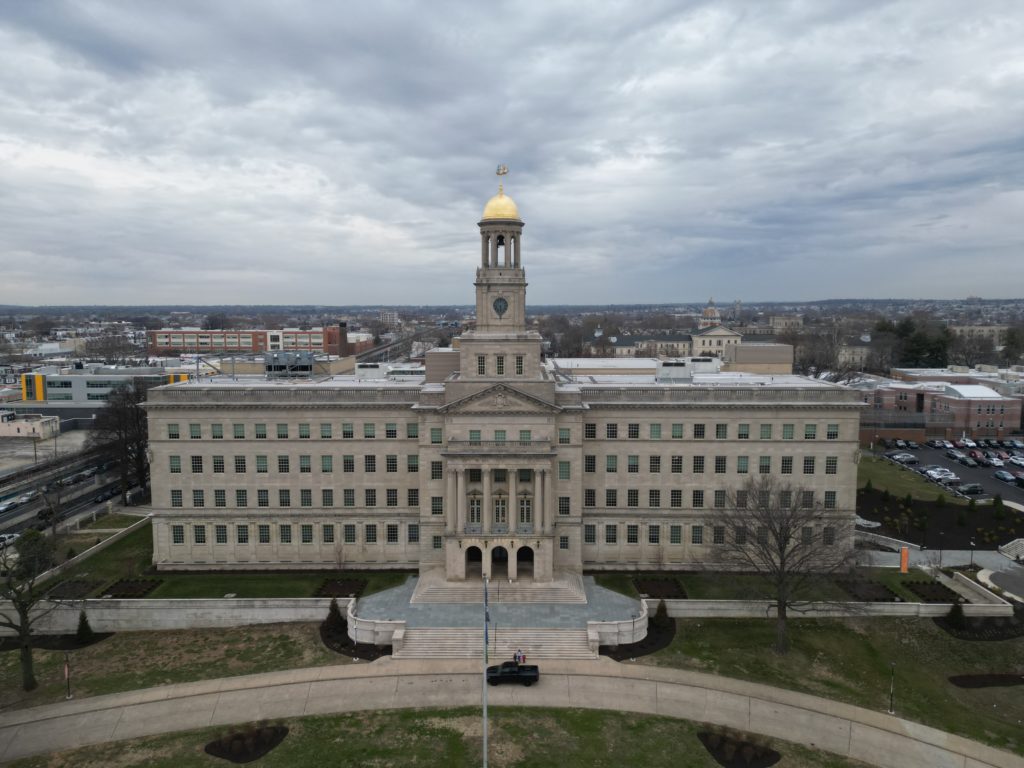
left=0, top=658, right=1021, bottom=768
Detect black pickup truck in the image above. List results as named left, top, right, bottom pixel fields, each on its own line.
left=486, top=661, right=540, bottom=686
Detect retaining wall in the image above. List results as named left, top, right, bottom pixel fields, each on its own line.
left=346, top=599, right=405, bottom=646
left=654, top=597, right=1014, bottom=619
left=586, top=598, right=648, bottom=649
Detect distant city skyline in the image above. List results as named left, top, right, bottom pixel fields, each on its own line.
left=1, top=2, right=1022, bottom=306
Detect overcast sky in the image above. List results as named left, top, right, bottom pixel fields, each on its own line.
left=1, top=1, right=1022, bottom=307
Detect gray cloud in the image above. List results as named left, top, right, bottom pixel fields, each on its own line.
left=1, top=0, right=1022, bottom=305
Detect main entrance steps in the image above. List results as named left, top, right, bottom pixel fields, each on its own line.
left=410, top=569, right=587, bottom=604
left=393, top=627, right=596, bottom=660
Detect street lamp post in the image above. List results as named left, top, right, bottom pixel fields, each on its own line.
left=887, top=662, right=896, bottom=715
left=938, top=531, right=944, bottom=568
left=969, top=539, right=976, bottom=570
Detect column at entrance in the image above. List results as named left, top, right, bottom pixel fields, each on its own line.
left=533, top=470, right=543, bottom=534
left=544, top=466, right=555, bottom=534
left=482, top=468, right=492, bottom=535
left=445, top=469, right=456, bottom=534
left=509, top=465, right=518, bottom=530
left=456, top=468, right=466, bottom=533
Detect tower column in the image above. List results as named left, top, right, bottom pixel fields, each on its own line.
left=544, top=467, right=555, bottom=534
left=481, top=234, right=488, bottom=268
left=513, top=234, right=520, bottom=267
left=490, top=232, right=498, bottom=267
left=534, top=470, right=543, bottom=533
left=503, top=232, right=511, bottom=267
left=483, top=468, right=492, bottom=535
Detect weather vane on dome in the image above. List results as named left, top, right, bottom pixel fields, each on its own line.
left=496, top=164, right=509, bottom=177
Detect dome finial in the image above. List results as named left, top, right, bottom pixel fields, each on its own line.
left=482, top=164, right=520, bottom=220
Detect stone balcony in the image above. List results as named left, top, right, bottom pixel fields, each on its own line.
left=443, top=440, right=556, bottom=456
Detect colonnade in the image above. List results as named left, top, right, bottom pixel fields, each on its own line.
left=480, top=231, right=521, bottom=268
left=444, top=465, right=554, bottom=536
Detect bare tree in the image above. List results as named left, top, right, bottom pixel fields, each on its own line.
left=711, top=476, right=857, bottom=654
left=87, top=381, right=151, bottom=501
left=0, top=530, right=57, bottom=691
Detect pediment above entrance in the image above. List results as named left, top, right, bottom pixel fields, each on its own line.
left=439, top=384, right=560, bottom=415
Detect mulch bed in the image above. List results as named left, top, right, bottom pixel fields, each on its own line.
left=697, top=731, right=781, bottom=768
left=314, top=579, right=367, bottom=598
left=205, top=724, right=288, bottom=764
left=948, top=674, right=1024, bottom=688
left=903, top=580, right=960, bottom=603
left=0, top=633, right=112, bottom=652
left=600, top=618, right=676, bottom=660
left=933, top=613, right=1024, bottom=641
left=633, top=577, right=687, bottom=599
left=319, top=618, right=391, bottom=661
left=837, top=580, right=900, bottom=602
left=101, top=579, right=161, bottom=598
left=47, top=579, right=102, bottom=599
left=858, top=487, right=1022, bottom=550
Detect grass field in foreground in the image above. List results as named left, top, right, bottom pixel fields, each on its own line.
left=642, top=616, right=1023, bottom=756
left=6, top=706, right=875, bottom=768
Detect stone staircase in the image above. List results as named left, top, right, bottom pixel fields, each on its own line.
left=410, top=570, right=587, bottom=605
left=393, top=627, right=596, bottom=660
left=998, top=538, right=1024, bottom=562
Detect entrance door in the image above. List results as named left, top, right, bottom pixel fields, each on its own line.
left=491, top=546, right=509, bottom=579
left=516, top=546, right=534, bottom=579
left=465, top=546, right=483, bottom=579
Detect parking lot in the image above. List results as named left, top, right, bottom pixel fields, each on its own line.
left=880, top=441, right=1024, bottom=506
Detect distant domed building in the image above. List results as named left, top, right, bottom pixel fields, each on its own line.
left=698, top=298, right=722, bottom=329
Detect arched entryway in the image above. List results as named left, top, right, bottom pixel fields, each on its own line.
left=516, top=546, right=535, bottom=579
left=465, top=546, right=483, bottom=579
left=491, top=546, right=509, bottom=579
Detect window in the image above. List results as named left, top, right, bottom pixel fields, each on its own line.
left=431, top=460, right=443, bottom=480
left=234, top=456, right=247, bottom=473
left=801, top=491, right=814, bottom=508
left=781, top=456, right=793, bottom=475
left=278, top=455, right=290, bottom=473
left=671, top=456, right=683, bottom=473
left=691, top=525, right=704, bottom=544
left=519, top=430, right=531, bottom=442
left=344, top=524, right=356, bottom=543
left=215, top=524, right=228, bottom=544
left=584, top=524, right=596, bottom=544
left=386, top=488, right=398, bottom=507
left=803, top=456, right=816, bottom=474
left=365, top=489, right=377, bottom=507
left=496, top=355, right=505, bottom=375
left=584, top=489, right=595, bottom=507
left=804, top=424, right=817, bottom=440
left=627, top=455, right=639, bottom=474
left=322, top=489, right=334, bottom=507
left=408, top=524, right=419, bottom=543
left=823, top=526, right=836, bottom=545
left=606, top=423, right=618, bottom=439
left=759, top=456, right=771, bottom=474
left=780, top=490, right=793, bottom=508
left=735, top=526, right=747, bottom=544
left=214, top=490, right=226, bottom=507
left=693, top=424, right=706, bottom=439
left=280, top=524, right=293, bottom=544
left=605, top=525, right=617, bottom=544
left=469, top=469, right=481, bottom=482
left=714, top=456, right=727, bottom=474
left=671, top=423, right=684, bottom=439
left=279, top=489, right=291, bottom=507
left=253, top=524, right=267, bottom=544
left=558, top=461, right=571, bottom=480
left=190, top=423, right=201, bottom=439
left=233, top=424, right=245, bottom=439
left=258, top=489, right=269, bottom=507
left=299, top=455, right=311, bottom=473
left=342, top=422, right=354, bottom=439
left=255, top=423, right=267, bottom=439
left=558, top=428, right=570, bottom=445
left=301, top=489, right=313, bottom=507
left=384, top=454, right=397, bottom=473
left=515, top=355, right=524, bottom=375
left=192, top=525, right=207, bottom=545
left=584, top=423, right=596, bottom=439
left=606, top=455, right=617, bottom=473
left=628, top=423, right=640, bottom=439
left=431, top=496, right=444, bottom=514
left=211, top=424, right=223, bottom=440
left=649, top=490, right=661, bottom=507
left=693, top=456, right=705, bottom=473
left=627, top=524, right=639, bottom=544
left=364, top=423, right=375, bottom=439
left=365, top=455, right=376, bottom=472
left=343, top=489, right=355, bottom=507
left=256, top=455, right=268, bottom=473
left=824, top=491, right=837, bottom=509
left=559, top=535, right=569, bottom=550
left=299, top=423, right=311, bottom=439
left=386, top=423, right=398, bottom=439
left=670, top=489, right=682, bottom=508
left=627, top=489, right=639, bottom=507
left=276, top=423, right=288, bottom=439
left=322, top=455, right=333, bottom=472
left=715, top=424, right=727, bottom=439
left=826, top=423, right=839, bottom=440
left=650, top=424, right=661, bottom=439
left=584, top=455, right=596, bottom=473
left=649, top=455, right=661, bottom=473
left=302, top=524, right=314, bottom=544
left=477, top=355, right=486, bottom=375
left=430, top=428, right=442, bottom=444
left=826, top=456, right=838, bottom=475
left=649, top=525, right=660, bottom=544
left=737, top=456, right=748, bottom=474
left=692, top=490, right=704, bottom=508
left=407, top=423, right=419, bottom=439
left=236, top=490, right=248, bottom=507
left=713, top=526, right=725, bottom=544
left=365, top=524, right=377, bottom=543
left=170, top=490, right=183, bottom=507
left=407, top=455, right=419, bottom=473
left=714, top=490, right=726, bottom=508
left=320, top=423, right=332, bottom=439
left=237, top=525, right=249, bottom=544
left=670, top=525, right=682, bottom=544
left=408, top=488, right=419, bottom=506
left=782, top=424, right=794, bottom=440
left=738, top=424, right=749, bottom=440
left=171, top=525, right=184, bottom=544
left=605, top=489, right=617, bottom=507
left=212, top=455, right=225, bottom=474
left=323, top=524, right=335, bottom=543
left=169, top=455, right=181, bottom=474
left=432, top=535, right=443, bottom=550
left=760, top=424, right=772, bottom=440
left=386, top=524, right=399, bottom=544
left=558, top=496, right=570, bottom=515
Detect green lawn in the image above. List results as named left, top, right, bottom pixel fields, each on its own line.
left=858, top=455, right=966, bottom=504
left=6, top=706, right=875, bottom=768
left=79, top=513, right=148, bottom=530
left=642, top=617, right=1024, bottom=756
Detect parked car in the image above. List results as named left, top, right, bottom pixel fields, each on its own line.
left=989, top=457, right=1005, bottom=467
left=926, top=439, right=944, bottom=449
left=958, top=483, right=985, bottom=496
left=894, top=439, right=907, bottom=449
left=945, top=449, right=965, bottom=460
left=16, top=490, right=39, bottom=504
left=941, top=440, right=954, bottom=449
left=926, top=468, right=956, bottom=481
left=0, top=532, right=20, bottom=549
left=994, top=470, right=1016, bottom=483
left=1010, top=456, right=1024, bottom=468
left=940, top=476, right=963, bottom=487
left=958, top=457, right=978, bottom=468
left=905, top=441, right=920, bottom=450
left=894, top=453, right=919, bottom=465
left=486, top=661, right=540, bottom=686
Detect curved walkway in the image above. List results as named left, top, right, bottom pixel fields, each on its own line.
left=0, top=658, right=1020, bottom=768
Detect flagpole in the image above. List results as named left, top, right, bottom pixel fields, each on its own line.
left=64, top=651, right=72, bottom=700
left=482, top=574, right=489, bottom=768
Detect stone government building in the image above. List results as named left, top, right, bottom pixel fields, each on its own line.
left=145, top=180, right=863, bottom=580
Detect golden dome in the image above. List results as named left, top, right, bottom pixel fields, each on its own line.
left=481, top=186, right=521, bottom=221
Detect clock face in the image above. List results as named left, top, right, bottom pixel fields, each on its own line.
left=492, top=297, right=508, bottom=317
